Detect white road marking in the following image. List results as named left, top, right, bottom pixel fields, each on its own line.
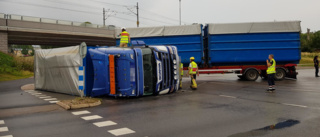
left=25, top=90, right=35, bottom=92
left=0, top=120, right=4, bottom=125
left=72, top=110, right=91, bottom=116
left=0, top=127, right=9, bottom=132
left=31, top=93, right=42, bottom=95
left=81, top=115, right=102, bottom=120
left=108, top=128, right=135, bottom=136
left=219, top=95, right=237, bottom=99
left=0, top=135, right=13, bottom=137
left=93, top=121, right=117, bottom=127
left=44, top=98, right=57, bottom=101
left=282, top=103, right=307, bottom=108
left=39, top=96, right=51, bottom=99
left=26, top=91, right=38, bottom=94
left=49, top=101, right=59, bottom=103
left=35, top=94, right=45, bottom=97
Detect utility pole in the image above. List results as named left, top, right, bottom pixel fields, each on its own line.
left=126, top=3, right=139, bottom=27
left=136, top=2, right=139, bottom=27
left=103, top=8, right=115, bottom=27
left=179, top=0, right=181, bottom=25
left=103, top=8, right=105, bottom=26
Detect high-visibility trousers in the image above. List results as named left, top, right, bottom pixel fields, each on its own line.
left=179, top=77, right=182, bottom=89
left=190, top=75, right=197, bottom=90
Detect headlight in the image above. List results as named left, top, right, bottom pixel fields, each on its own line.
left=174, top=70, right=177, bottom=74
left=174, top=65, right=177, bottom=69
left=132, top=89, right=135, bottom=95
left=173, top=59, right=177, bottom=64
left=130, top=54, right=134, bottom=59
left=174, top=75, right=177, bottom=80
left=158, top=86, right=160, bottom=91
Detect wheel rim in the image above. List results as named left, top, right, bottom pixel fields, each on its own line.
left=247, top=70, right=257, bottom=80
left=276, top=70, right=285, bottom=79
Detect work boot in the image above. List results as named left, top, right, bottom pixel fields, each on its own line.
left=266, top=88, right=274, bottom=93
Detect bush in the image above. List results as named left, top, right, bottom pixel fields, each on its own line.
left=0, top=51, right=34, bottom=75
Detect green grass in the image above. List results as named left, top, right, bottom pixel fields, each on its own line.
left=299, top=52, right=320, bottom=66
left=0, top=72, right=34, bottom=82
left=0, top=52, right=34, bottom=82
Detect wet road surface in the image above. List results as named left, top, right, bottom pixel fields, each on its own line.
left=1, top=69, right=320, bottom=137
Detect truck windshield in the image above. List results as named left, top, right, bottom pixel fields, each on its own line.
left=141, top=48, right=156, bottom=95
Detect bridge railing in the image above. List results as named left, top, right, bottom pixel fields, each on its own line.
left=1, top=13, right=115, bottom=30
left=0, top=13, right=5, bottom=19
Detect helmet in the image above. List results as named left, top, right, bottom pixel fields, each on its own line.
left=121, top=27, right=126, bottom=30
left=190, top=57, right=195, bottom=60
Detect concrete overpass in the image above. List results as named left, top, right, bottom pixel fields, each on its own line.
left=0, top=14, right=116, bottom=53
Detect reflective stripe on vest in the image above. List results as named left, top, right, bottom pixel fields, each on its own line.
left=189, top=61, right=198, bottom=74
left=267, top=59, right=276, bottom=74
left=180, top=63, right=184, bottom=76
left=120, top=31, right=129, bottom=43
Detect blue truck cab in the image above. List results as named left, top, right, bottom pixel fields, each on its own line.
left=87, top=43, right=180, bottom=97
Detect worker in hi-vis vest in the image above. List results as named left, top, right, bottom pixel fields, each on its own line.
left=188, top=57, right=199, bottom=89
left=266, top=54, right=276, bottom=92
left=179, top=63, right=183, bottom=89
left=119, top=27, right=130, bottom=48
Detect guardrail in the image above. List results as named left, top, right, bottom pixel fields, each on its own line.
left=0, top=13, right=116, bottom=30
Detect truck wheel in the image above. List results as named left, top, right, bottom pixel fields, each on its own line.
left=244, top=69, right=259, bottom=81
left=275, top=69, right=286, bottom=80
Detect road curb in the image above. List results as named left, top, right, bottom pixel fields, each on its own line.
left=57, top=100, right=101, bottom=110
left=57, top=101, right=71, bottom=110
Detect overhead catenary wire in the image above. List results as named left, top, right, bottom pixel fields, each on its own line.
left=41, top=0, right=184, bottom=25
left=0, top=0, right=181, bottom=26
left=0, top=0, right=150, bottom=25
left=140, top=8, right=190, bottom=24
left=89, top=0, right=131, bottom=7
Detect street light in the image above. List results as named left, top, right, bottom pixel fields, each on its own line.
left=179, top=0, right=181, bottom=25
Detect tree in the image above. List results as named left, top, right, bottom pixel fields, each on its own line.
left=80, top=21, right=92, bottom=27
left=21, top=48, right=28, bottom=55
left=300, top=30, right=320, bottom=52
left=310, top=31, right=320, bottom=50
left=301, top=33, right=312, bottom=52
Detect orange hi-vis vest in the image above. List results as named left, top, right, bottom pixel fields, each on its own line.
left=120, top=31, right=129, bottom=43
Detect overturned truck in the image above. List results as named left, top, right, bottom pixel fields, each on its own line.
left=34, top=43, right=180, bottom=97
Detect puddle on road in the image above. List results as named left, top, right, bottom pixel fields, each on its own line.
left=229, top=119, right=300, bottom=137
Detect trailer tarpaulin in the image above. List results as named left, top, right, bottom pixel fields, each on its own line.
left=34, top=46, right=83, bottom=96
left=208, top=21, right=301, bottom=34
left=115, top=24, right=202, bottom=38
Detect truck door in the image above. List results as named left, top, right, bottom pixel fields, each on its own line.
left=88, top=49, right=110, bottom=97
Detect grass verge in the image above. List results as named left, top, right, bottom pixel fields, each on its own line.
left=0, top=51, right=34, bottom=82
left=299, top=52, right=320, bottom=66
left=0, top=71, right=33, bottom=82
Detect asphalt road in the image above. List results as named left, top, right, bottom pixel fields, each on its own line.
left=1, top=69, right=320, bottom=137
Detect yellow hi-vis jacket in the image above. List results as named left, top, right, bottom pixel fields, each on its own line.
left=120, top=31, right=129, bottom=43
left=180, top=63, right=184, bottom=76
left=267, top=59, right=276, bottom=74
left=189, top=61, right=198, bottom=75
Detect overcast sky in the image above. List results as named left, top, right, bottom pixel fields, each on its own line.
left=0, top=0, right=319, bottom=32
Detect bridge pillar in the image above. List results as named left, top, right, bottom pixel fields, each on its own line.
left=0, top=32, right=8, bottom=53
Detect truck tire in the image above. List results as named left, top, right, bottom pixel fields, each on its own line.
left=238, top=75, right=245, bottom=80
left=244, top=69, right=259, bottom=81
left=275, top=68, right=286, bottom=80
